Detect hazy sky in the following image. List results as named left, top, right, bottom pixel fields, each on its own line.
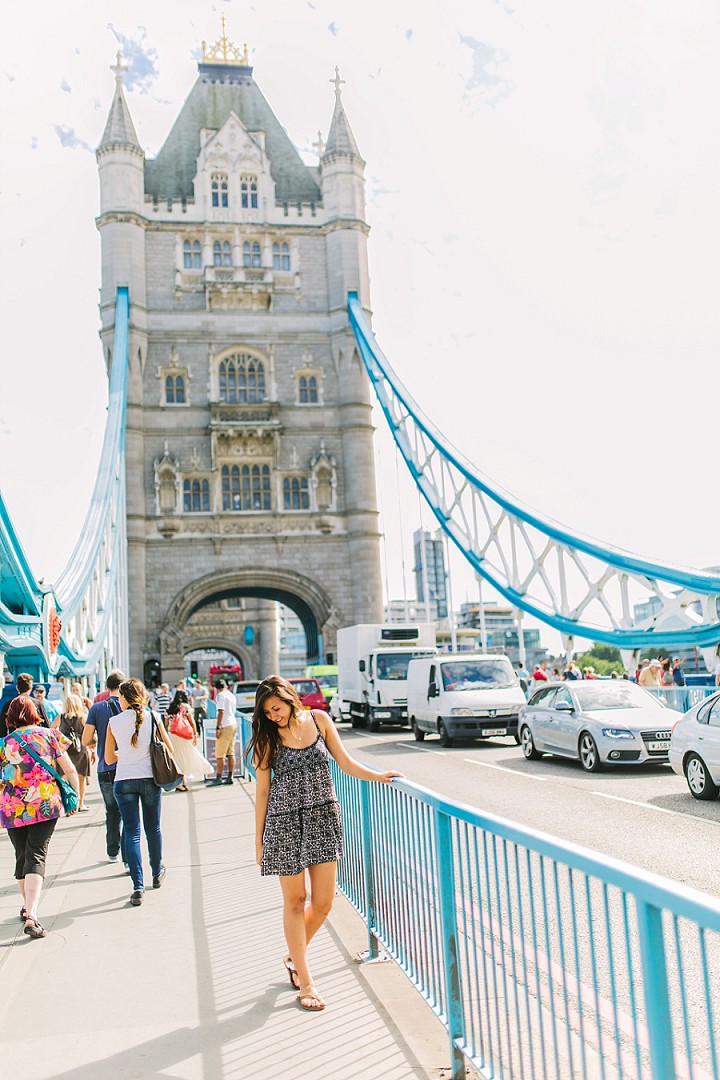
left=1, top=1, right=718, bottom=654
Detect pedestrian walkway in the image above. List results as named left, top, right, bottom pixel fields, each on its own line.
left=0, top=777, right=458, bottom=1080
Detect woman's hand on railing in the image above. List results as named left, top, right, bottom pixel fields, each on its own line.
left=376, top=770, right=404, bottom=784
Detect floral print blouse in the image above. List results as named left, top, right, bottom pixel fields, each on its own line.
left=0, top=725, right=70, bottom=829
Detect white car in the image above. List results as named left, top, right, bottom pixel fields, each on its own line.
left=232, top=680, right=262, bottom=714
left=669, top=691, right=720, bottom=799
left=519, top=679, right=681, bottom=772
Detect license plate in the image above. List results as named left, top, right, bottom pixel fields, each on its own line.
left=482, top=728, right=507, bottom=737
left=647, top=740, right=670, bottom=752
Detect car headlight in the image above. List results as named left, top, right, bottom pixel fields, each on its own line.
left=601, top=728, right=635, bottom=740
left=451, top=708, right=473, bottom=717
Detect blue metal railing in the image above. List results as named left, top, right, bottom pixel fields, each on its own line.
left=239, top=711, right=720, bottom=1078
left=328, top=767, right=720, bottom=1080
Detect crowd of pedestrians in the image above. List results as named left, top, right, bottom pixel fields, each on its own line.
left=515, top=654, right=693, bottom=696
left=0, top=668, right=234, bottom=934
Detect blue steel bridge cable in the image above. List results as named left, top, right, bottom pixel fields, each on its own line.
left=347, top=292, right=720, bottom=650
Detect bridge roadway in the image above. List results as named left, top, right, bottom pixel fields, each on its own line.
left=345, top=727, right=720, bottom=898
left=0, top=778, right=457, bottom=1080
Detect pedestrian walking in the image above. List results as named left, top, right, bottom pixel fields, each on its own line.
left=249, top=675, right=403, bottom=1011
left=152, top=683, right=172, bottom=719
left=0, top=694, right=79, bottom=938
left=83, top=670, right=126, bottom=863
left=105, top=678, right=171, bottom=906
left=165, top=689, right=213, bottom=791
left=209, top=679, right=237, bottom=786
left=55, top=693, right=92, bottom=811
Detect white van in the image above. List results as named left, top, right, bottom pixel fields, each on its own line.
left=407, top=654, right=525, bottom=747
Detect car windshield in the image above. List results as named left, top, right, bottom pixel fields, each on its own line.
left=573, top=682, right=661, bottom=711
left=314, top=676, right=337, bottom=690
left=376, top=651, right=434, bottom=680
left=235, top=682, right=260, bottom=695
left=441, top=659, right=516, bottom=691
left=291, top=681, right=318, bottom=695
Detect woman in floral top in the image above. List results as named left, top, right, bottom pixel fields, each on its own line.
left=0, top=694, right=79, bottom=938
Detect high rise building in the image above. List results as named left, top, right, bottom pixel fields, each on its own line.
left=413, top=528, right=448, bottom=620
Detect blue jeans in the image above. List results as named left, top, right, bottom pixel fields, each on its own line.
left=113, top=778, right=163, bottom=891
left=98, top=770, right=126, bottom=863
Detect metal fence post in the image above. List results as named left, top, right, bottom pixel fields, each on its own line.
left=360, top=780, right=379, bottom=960
left=434, top=809, right=466, bottom=1080
left=636, top=899, right=675, bottom=1079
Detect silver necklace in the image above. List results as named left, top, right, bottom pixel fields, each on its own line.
left=289, top=714, right=305, bottom=743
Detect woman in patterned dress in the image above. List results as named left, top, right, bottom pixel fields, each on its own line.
left=248, top=675, right=402, bottom=1012
left=0, top=694, right=79, bottom=938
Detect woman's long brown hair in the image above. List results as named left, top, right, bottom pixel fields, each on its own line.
left=246, top=675, right=303, bottom=771
left=119, top=678, right=148, bottom=747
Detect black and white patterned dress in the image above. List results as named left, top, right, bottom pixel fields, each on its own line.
left=261, top=713, right=343, bottom=877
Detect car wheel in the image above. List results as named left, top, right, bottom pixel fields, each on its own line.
left=367, top=715, right=381, bottom=732
left=579, top=732, right=603, bottom=772
left=438, top=720, right=453, bottom=748
left=520, top=725, right=542, bottom=760
left=514, top=731, right=522, bottom=746
left=411, top=718, right=425, bottom=742
left=350, top=714, right=367, bottom=729
left=685, top=753, right=720, bottom=800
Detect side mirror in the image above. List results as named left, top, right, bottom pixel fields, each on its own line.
left=555, top=701, right=574, bottom=712
left=359, top=660, right=366, bottom=673
left=428, top=682, right=439, bottom=698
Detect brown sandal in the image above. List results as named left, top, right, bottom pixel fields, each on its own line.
left=283, top=956, right=300, bottom=990
left=297, top=989, right=325, bottom=1011
left=23, top=917, right=47, bottom=939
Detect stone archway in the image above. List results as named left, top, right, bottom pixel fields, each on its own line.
left=160, top=568, right=335, bottom=686
left=182, top=636, right=253, bottom=680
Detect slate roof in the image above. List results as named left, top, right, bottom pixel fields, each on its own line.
left=98, top=81, right=142, bottom=151
left=144, top=65, right=321, bottom=204
left=324, top=95, right=363, bottom=161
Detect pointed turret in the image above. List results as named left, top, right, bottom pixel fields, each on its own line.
left=323, top=68, right=363, bottom=162
left=98, top=51, right=142, bottom=153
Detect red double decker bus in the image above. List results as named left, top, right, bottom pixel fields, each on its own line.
left=208, top=663, right=242, bottom=698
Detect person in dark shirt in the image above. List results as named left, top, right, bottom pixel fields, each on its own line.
left=83, top=670, right=125, bottom=862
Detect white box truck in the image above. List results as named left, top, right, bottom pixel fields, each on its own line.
left=337, top=623, right=436, bottom=730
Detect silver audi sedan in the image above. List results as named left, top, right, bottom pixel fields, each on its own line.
left=518, top=679, right=681, bottom=772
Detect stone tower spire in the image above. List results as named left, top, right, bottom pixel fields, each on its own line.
left=320, top=70, right=382, bottom=623
left=323, top=67, right=363, bottom=161
left=96, top=51, right=149, bottom=660
left=98, top=52, right=142, bottom=151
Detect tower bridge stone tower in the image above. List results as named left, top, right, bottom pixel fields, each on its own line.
left=96, top=35, right=382, bottom=684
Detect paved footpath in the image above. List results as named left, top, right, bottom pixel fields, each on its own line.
left=0, top=776, right=465, bottom=1080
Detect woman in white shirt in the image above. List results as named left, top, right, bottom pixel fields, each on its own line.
left=106, top=678, right=174, bottom=907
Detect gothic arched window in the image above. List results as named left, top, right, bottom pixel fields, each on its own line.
left=213, top=241, right=222, bottom=267
left=183, top=478, right=210, bottom=513
left=298, top=375, right=318, bottom=404
left=221, top=465, right=241, bottom=510
left=183, top=240, right=202, bottom=269
left=165, top=375, right=186, bottom=404
left=211, top=173, right=229, bottom=208
left=241, top=176, right=259, bottom=209
left=222, top=464, right=271, bottom=510
left=218, top=354, right=266, bottom=404
left=222, top=241, right=232, bottom=266
left=283, top=477, right=309, bottom=510
left=243, top=464, right=271, bottom=510
left=243, top=241, right=262, bottom=269
left=272, top=242, right=291, bottom=271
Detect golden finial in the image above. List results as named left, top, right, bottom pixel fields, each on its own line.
left=202, top=16, right=250, bottom=65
